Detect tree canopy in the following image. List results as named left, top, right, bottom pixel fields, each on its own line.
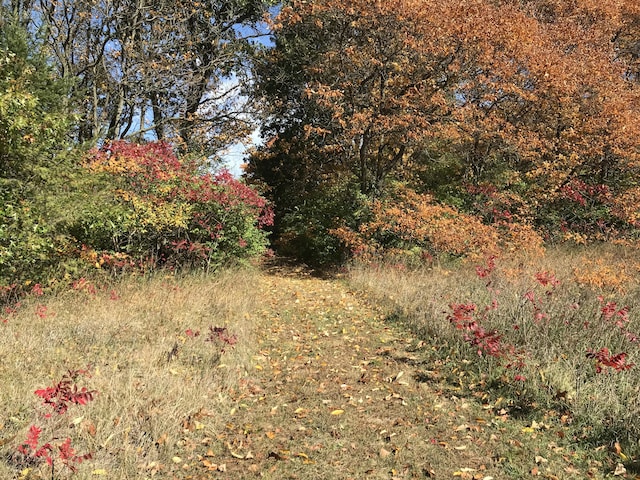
left=4, top=0, right=640, bottom=278
left=248, top=0, right=640, bottom=262
left=5, top=0, right=273, bottom=156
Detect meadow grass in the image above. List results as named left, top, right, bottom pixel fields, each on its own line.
left=0, top=269, right=259, bottom=479
left=2, top=247, right=640, bottom=479
left=347, top=245, right=640, bottom=453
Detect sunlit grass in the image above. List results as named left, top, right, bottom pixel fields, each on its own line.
left=347, top=245, right=640, bottom=452
left=0, top=269, right=259, bottom=479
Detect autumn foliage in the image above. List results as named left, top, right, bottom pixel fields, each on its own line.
left=77, top=140, right=272, bottom=271
left=250, top=0, right=640, bottom=264
left=332, top=185, right=544, bottom=262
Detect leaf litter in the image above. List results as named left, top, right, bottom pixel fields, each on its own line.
left=168, top=265, right=620, bottom=479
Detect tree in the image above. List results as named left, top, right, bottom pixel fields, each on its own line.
left=5, top=0, right=273, bottom=156
left=248, top=0, right=640, bottom=262
left=0, top=8, right=77, bottom=286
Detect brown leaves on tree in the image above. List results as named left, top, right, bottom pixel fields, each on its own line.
left=251, top=0, right=640, bottom=255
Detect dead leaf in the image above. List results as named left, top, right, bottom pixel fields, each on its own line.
left=71, top=415, right=84, bottom=426
left=613, top=442, right=628, bottom=460
left=0, top=434, right=16, bottom=447
left=379, top=447, right=391, bottom=458
left=202, top=459, right=217, bottom=470
left=613, top=463, right=626, bottom=476
left=422, top=465, right=436, bottom=477
left=268, top=451, right=287, bottom=461
left=83, top=421, right=97, bottom=437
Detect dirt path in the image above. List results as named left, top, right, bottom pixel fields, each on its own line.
left=210, top=267, right=601, bottom=480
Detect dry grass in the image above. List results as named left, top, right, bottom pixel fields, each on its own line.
left=348, top=245, right=640, bottom=451
left=1, top=253, right=636, bottom=479
left=0, top=269, right=259, bottom=479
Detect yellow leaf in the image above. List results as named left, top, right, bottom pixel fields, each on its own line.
left=330, top=409, right=344, bottom=415
left=202, top=459, right=217, bottom=470
left=172, top=456, right=182, bottom=464
left=255, top=365, right=263, bottom=370
left=91, top=469, right=108, bottom=475
left=71, top=415, right=84, bottom=426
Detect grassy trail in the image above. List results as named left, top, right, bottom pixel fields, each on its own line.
left=220, top=266, right=606, bottom=480
left=0, top=264, right=622, bottom=479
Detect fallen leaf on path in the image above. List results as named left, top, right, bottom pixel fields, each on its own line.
left=268, top=451, right=288, bottom=461
left=613, top=463, right=626, bottom=476
left=202, top=459, right=217, bottom=470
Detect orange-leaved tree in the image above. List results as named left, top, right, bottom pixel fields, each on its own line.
left=249, top=0, right=640, bottom=263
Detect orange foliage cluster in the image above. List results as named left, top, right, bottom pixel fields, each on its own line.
left=274, top=0, right=640, bottom=195
left=255, top=0, right=640, bottom=262
left=333, top=186, right=544, bottom=262
left=573, top=258, right=634, bottom=293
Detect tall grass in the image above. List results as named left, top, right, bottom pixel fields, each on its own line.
left=0, top=269, right=259, bottom=479
left=348, top=245, right=640, bottom=450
